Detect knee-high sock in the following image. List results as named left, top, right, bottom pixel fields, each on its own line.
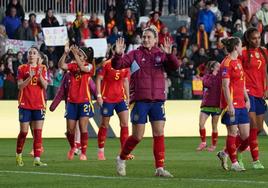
left=199, top=128, right=206, bottom=142
left=237, top=138, right=249, bottom=153
left=153, top=135, right=165, bottom=168
left=97, top=127, right=107, bottom=149
left=66, top=132, right=75, bottom=148
left=211, top=132, right=218, bottom=146
left=33, top=129, right=42, bottom=158
left=226, top=135, right=237, bottom=163
left=120, top=136, right=140, bottom=160
left=16, top=131, right=28, bottom=154
left=81, top=132, right=88, bottom=155
left=249, top=128, right=259, bottom=161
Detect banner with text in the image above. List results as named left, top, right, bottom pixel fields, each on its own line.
left=43, top=26, right=68, bottom=46
left=5, top=39, right=35, bottom=54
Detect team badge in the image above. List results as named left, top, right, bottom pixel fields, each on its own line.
left=155, top=56, right=161, bottom=63
left=237, top=63, right=242, bottom=70
left=255, top=52, right=260, bottom=59
left=134, top=114, right=139, bottom=121
left=103, top=108, right=108, bottom=115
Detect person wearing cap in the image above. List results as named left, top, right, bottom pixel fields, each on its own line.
left=112, top=26, right=179, bottom=177
left=146, top=11, right=165, bottom=33
left=58, top=44, right=94, bottom=161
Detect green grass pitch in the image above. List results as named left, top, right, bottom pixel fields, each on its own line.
left=1, top=137, right=268, bottom=188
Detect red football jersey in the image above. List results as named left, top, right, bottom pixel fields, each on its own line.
left=67, top=61, right=93, bottom=103
left=98, top=60, right=129, bottom=103
left=240, top=47, right=268, bottom=97
left=17, top=64, right=47, bottom=110
left=220, top=56, right=245, bottom=109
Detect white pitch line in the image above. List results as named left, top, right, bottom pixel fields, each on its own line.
left=181, top=178, right=268, bottom=185
left=1, top=171, right=268, bottom=185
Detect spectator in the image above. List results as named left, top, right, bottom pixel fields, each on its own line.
left=210, top=1, right=222, bottom=21
left=47, top=60, right=55, bottom=100
left=168, top=0, right=178, bottom=15
left=41, top=9, right=60, bottom=28
left=45, top=46, right=58, bottom=66
left=180, top=60, right=197, bottom=99
left=146, top=11, right=165, bottom=33
left=2, top=6, right=21, bottom=39
left=80, top=19, right=91, bottom=46
left=73, top=11, right=83, bottom=45
left=197, top=1, right=217, bottom=34
left=3, top=56, right=17, bottom=99
left=66, top=21, right=76, bottom=45
left=28, top=13, right=41, bottom=41
left=209, top=22, right=228, bottom=49
left=191, top=47, right=209, bottom=69
left=151, top=0, right=164, bottom=13
left=105, top=9, right=117, bottom=36
left=196, top=23, right=209, bottom=50
left=123, top=9, right=136, bottom=46
left=249, top=14, right=263, bottom=34
left=158, top=26, right=174, bottom=47
left=221, top=11, right=233, bottom=34
left=6, top=0, right=24, bottom=21
left=88, top=13, right=103, bottom=33
left=175, top=26, right=190, bottom=58
left=256, top=2, right=268, bottom=28
left=12, top=51, right=24, bottom=77
left=232, top=0, right=250, bottom=24
left=14, top=19, right=35, bottom=41
left=188, top=0, right=205, bottom=35
left=124, top=0, right=140, bottom=24
left=232, top=20, right=244, bottom=39
left=93, top=25, right=105, bottom=38
left=240, top=14, right=248, bottom=34
left=211, top=48, right=225, bottom=62
left=107, top=26, right=121, bottom=45
left=0, top=62, right=4, bottom=99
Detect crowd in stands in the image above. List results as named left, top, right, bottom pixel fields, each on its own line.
left=0, top=0, right=267, bottom=100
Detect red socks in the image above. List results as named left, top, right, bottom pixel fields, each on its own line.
left=249, top=128, right=259, bottom=161
left=81, top=132, right=88, bottom=155
left=199, top=129, right=206, bottom=142
left=235, top=135, right=242, bottom=148
left=237, top=138, right=249, bottom=152
left=120, top=136, right=140, bottom=160
left=33, top=129, right=42, bottom=157
left=66, top=132, right=75, bottom=148
left=97, top=127, right=107, bottom=149
left=120, top=127, right=129, bottom=149
left=211, top=132, right=218, bottom=146
left=226, top=135, right=237, bottom=163
left=153, top=135, right=165, bottom=168
left=16, top=131, right=28, bottom=154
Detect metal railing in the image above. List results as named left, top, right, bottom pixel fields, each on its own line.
left=0, top=0, right=107, bottom=14
left=177, top=0, right=195, bottom=15
left=0, top=0, right=196, bottom=16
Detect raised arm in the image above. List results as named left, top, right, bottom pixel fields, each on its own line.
left=161, top=37, right=180, bottom=70
left=58, top=43, right=70, bottom=71
left=70, top=46, right=92, bottom=73
left=111, top=38, right=134, bottom=70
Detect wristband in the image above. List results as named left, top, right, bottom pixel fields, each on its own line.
left=97, top=94, right=102, bottom=98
